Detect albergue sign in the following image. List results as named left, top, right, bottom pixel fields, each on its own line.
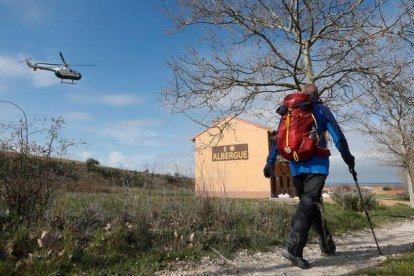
left=212, top=144, right=249, bottom=161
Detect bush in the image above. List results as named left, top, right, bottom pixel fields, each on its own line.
left=383, top=186, right=391, bottom=191
left=0, top=154, right=70, bottom=222
left=86, top=158, right=100, bottom=170
left=0, top=117, right=75, bottom=224
left=330, top=187, right=378, bottom=211
left=397, top=191, right=410, bottom=201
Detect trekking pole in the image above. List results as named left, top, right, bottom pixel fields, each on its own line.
left=349, top=167, right=382, bottom=256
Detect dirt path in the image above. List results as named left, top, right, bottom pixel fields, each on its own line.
left=157, top=219, right=414, bottom=275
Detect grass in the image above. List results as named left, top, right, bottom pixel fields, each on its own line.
left=1, top=188, right=414, bottom=275
left=352, top=251, right=414, bottom=275
left=0, top=189, right=294, bottom=275
left=330, top=187, right=378, bottom=212
left=325, top=203, right=414, bottom=235
left=374, top=193, right=400, bottom=200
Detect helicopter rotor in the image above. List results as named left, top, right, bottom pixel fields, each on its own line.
left=59, top=52, right=68, bottom=66
left=36, top=62, right=95, bottom=67
left=36, top=63, right=63, bottom=66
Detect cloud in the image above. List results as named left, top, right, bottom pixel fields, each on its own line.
left=99, top=94, right=142, bottom=106
left=93, top=119, right=165, bottom=146
left=102, top=150, right=193, bottom=174
left=30, top=70, right=60, bottom=87
left=0, top=83, right=7, bottom=92
left=0, top=55, right=59, bottom=87
left=104, top=150, right=159, bottom=170
left=62, top=111, right=95, bottom=122
left=0, top=55, right=26, bottom=78
left=326, top=131, right=401, bottom=184
left=67, top=93, right=143, bottom=107
left=77, top=151, right=93, bottom=160
left=0, top=0, right=49, bottom=24
left=108, top=151, right=126, bottom=167
left=0, top=103, right=25, bottom=122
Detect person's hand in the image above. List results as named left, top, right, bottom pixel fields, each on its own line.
left=263, top=163, right=274, bottom=178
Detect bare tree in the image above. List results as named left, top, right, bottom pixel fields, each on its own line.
left=162, top=0, right=414, bottom=128
left=357, top=70, right=414, bottom=207
left=0, top=117, right=78, bottom=223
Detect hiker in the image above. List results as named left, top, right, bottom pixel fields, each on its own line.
left=263, top=84, right=355, bottom=269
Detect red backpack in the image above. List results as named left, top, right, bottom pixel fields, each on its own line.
left=276, top=93, right=330, bottom=162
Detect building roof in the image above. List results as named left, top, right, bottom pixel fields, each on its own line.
left=191, top=115, right=275, bottom=142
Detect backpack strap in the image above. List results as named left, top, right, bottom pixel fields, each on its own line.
left=285, top=109, right=291, bottom=151
left=284, top=109, right=302, bottom=161
left=310, top=113, right=329, bottom=147
left=316, top=131, right=329, bottom=146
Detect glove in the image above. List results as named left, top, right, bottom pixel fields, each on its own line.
left=346, top=155, right=357, bottom=182
left=344, top=155, right=355, bottom=171
left=263, top=163, right=274, bottom=178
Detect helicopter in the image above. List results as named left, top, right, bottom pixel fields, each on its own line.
left=23, top=52, right=94, bottom=84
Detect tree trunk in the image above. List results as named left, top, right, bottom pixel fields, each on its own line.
left=406, top=166, right=414, bottom=208
left=302, top=42, right=315, bottom=83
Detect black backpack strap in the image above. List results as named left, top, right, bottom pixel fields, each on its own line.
left=276, top=104, right=288, bottom=115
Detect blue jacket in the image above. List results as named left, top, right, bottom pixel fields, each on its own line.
left=267, top=103, right=352, bottom=176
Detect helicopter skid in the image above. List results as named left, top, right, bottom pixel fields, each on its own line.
left=60, top=80, right=77, bottom=84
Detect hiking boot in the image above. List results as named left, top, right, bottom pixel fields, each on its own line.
left=281, top=248, right=310, bottom=269
left=319, top=236, right=336, bottom=257
left=320, top=241, right=336, bottom=257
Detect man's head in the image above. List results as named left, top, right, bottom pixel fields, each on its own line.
left=302, top=83, right=318, bottom=100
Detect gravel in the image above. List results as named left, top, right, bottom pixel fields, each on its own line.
left=156, top=219, right=414, bottom=276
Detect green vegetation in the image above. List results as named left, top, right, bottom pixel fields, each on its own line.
left=330, top=187, right=378, bottom=211
left=352, top=251, right=414, bottom=275
left=325, top=203, right=414, bottom=235
left=397, top=191, right=410, bottom=201
left=374, top=193, right=401, bottom=201
left=1, top=184, right=414, bottom=275
left=85, top=158, right=100, bottom=170
left=0, top=189, right=293, bottom=275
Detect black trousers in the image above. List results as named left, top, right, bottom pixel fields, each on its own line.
left=286, top=173, right=335, bottom=257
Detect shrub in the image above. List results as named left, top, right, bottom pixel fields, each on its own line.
left=382, top=186, right=391, bottom=191
left=104, top=219, right=152, bottom=255
left=4, top=225, right=36, bottom=259
left=330, top=187, right=378, bottom=211
left=153, top=196, right=295, bottom=251
left=165, top=174, right=180, bottom=185
left=0, top=118, right=76, bottom=224
left=0, top=154, right=68, bottom=222
left=397, top=191, right=410, bottom=201
left=74, top=202, right=106, bottom=238
left=85, top=158, right=100, bottom=171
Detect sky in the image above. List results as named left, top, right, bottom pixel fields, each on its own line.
left=0, top=0, right=402, bottom=184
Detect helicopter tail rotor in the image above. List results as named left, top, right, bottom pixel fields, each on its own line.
left=20, top=57, right=36, bottom=70
left=19, top=57, right=32, bottom=64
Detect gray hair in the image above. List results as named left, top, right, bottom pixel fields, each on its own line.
left=302, top=83, right=319, bottom=100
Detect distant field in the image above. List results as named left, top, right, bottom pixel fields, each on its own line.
left=62, top=158, right=194, bottom=193
left=326, top=182, right=404, bottom=187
